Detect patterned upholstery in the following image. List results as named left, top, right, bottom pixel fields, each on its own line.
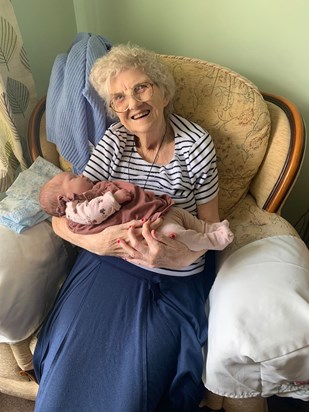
left=1, top=54, right=305, bottom=412
left=161, top=55, right=271, bottom=219
left=161, top=55, right=298, bottom=261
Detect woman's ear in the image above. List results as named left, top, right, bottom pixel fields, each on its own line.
left=163, top=90, right=170, bottom=108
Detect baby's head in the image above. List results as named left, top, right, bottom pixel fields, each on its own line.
left=40, top=172, right=94, bottom=216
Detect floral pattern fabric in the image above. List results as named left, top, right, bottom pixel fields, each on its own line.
left=161, top=55, right=271, bottom=218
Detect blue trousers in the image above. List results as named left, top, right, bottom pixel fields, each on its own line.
left=33, top=250, right=216, bottom=412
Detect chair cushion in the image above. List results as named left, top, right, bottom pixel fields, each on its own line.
left=161, top=55, right=271, bottom=218
left=219, top=194, right=298, bottom=258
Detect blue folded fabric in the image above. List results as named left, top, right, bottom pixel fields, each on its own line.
left=0, top=157, right=62, bottom=233
left=0, top=197, right=47, bottom=233
left=46, top=33, right=113, bottom=174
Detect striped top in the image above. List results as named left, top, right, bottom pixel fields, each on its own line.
left=83, top=113, right=219, bottom=276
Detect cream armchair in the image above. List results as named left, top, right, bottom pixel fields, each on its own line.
left=0, top=54, right=308, bottom=412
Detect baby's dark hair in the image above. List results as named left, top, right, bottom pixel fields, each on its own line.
left=39, top=173, right=70, bottom=217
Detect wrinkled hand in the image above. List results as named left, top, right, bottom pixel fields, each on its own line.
left=53, top=216, right=204, bottom=268
left=52, top=216, right=161, bottom=257
left=117, top=220, right=205, bottom=269
left=95, top=218, right=163, bottom=257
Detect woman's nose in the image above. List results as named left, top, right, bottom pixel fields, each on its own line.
left=127, top=94, right=142, bottom=110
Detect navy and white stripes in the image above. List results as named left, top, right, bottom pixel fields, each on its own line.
left=84, top=113, right=218, bottom=276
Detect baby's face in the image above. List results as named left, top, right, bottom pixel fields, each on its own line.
left=56, top=172, right=94, bottom=195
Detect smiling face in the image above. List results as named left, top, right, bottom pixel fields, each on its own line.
left=108, top=69, right=170, bottom=139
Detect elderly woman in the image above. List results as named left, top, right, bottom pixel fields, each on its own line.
left=33, top=44, right=220, bottom=412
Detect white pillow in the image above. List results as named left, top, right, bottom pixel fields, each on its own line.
left=205, top=235, right=309, bottom=399
left=0, top=221, right=70, bottom=343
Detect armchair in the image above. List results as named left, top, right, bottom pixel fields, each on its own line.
left=0, top=54, right=307, bottom=412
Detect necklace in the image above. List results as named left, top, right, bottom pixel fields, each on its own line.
left=128, top=123, right=168, bottom=189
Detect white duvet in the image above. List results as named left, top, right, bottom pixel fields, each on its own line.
left=205, top=235, right=309, bottom=400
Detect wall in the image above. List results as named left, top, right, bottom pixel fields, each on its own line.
left=12, top=0, right=77, bottom=97
left=11, top=0, right=309, bottom=225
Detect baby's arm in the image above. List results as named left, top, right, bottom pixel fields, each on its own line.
left=113, top=188, right=132, bottom=204
left=66, top=190, right=131, bottom=225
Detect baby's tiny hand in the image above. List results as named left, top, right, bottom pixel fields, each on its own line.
left=114, top=189, right=132, bottom=204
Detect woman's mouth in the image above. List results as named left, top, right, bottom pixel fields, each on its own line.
left=131, top=110, right=150, bottom=120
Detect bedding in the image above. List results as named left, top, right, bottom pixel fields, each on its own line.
left=205, top=235, right=309, bottom=400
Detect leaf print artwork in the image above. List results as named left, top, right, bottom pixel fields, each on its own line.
left=1, top=140, right=19, bottom=171
left=0, top=2, right=37, bottom=191
left=0, top=107, right=24, bottom=191
left=6, top=77, right=29, bottom=117
left=0, top=92, right=18, bottom=142
left=0, top=16, right=17, bottom=71
left=20, top=45, right=31, bottom=71
left=0, top=93, right=26, bottom=156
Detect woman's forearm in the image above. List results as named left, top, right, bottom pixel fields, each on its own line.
left=52, top=216, right=118, bottom=256
left=52, top=216, right=146, bottom=257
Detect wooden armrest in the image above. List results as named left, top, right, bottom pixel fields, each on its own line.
left=256, top=92, right=306, bottom=212
left=27, top=96, right=46, bottom=162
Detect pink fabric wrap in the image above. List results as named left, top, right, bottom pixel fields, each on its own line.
left=67, top=180, right=174, bottom=234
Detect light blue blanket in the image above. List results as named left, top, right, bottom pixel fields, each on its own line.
left=46, top=33, right=113, bottom=174
left=0, top=157, right=61, bottom=233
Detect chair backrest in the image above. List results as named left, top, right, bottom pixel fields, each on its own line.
left=28, top=55, right=305, bottom=217
left=160, top=55, right=271, bottom=218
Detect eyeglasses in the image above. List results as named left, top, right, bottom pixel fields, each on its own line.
left=109, top=82, right=154, bottom=113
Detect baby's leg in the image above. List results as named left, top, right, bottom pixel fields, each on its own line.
left=159, top=209, right=234, bottom=251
